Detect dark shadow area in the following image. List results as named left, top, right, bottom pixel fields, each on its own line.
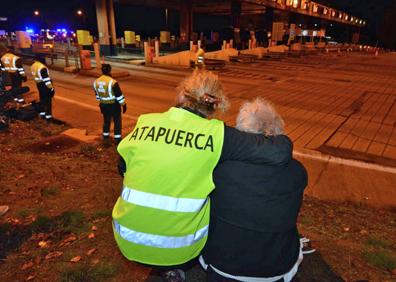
left=0, top=211, right=86, bottom=262
left=146, top=251, right=344, bottom=282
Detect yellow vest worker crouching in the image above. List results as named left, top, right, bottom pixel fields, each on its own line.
left=93, top=64, right=127, bottom=144
left=112, top=70, right=293, bottom=282
left=1, top=52, right=27, bottom=103
left=31, top=60, right=55, bottom=121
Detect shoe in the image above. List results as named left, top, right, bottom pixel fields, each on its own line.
left=161, top=269, right=186, bottom=282
left=0, top=205, right=9, bottom=216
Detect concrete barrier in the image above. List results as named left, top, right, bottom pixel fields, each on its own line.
left=240, top=47, right=269, bottom=59
left=268, top=45, right=289, bottom=53
left=152, top=50, right=195, bottom=67
left=205, top=48, right=238, bottom=62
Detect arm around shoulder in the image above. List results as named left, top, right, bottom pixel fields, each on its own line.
left=221, top=125, right=293, bottom=165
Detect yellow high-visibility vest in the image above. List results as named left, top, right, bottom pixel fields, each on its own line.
left=113, top=107, right=224, bottom=266
left=1, top=53, right=24, bottom=76
left=93, top=75, right=119, bottom=104
left=31, top=61, right=53, bottom=89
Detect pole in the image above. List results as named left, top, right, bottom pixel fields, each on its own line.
left=94, top=43, right=101, bottom=69
left=155, top=40, right=159, bottom=58
left=121, top=37, right=125, bottom=49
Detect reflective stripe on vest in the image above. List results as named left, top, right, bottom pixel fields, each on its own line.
left=113, top=107, right=224, bottom=265
left=94, top=75, right=117, bottom=103
left=113, top=220, right=209, bottom=249
left=121, top=186, right=207, bottom=213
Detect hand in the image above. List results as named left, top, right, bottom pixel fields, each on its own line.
left=22, top=76, right=27, bottom=82
left=122, top=104, right=127, bottom=114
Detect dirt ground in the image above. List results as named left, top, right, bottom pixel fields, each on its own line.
left=0, top=120, right=395, bottom=282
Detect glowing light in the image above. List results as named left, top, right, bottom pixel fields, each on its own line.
left=77, top=10, right=83, bottom=16
left=25, top=27, right=34, bottom=34
left=34, top=10, right=39, bottom=16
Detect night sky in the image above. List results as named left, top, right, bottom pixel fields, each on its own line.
left=0, top=0, right=395, bottom=48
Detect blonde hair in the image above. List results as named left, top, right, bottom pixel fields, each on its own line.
left=236, top=97, right=284, bottom=136
left=176, top=70, right=229, bottom=116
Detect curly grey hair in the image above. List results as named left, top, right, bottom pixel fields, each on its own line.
left=176, top=70, right=230, bottom=116
left=236, top=97, right=284, bottom=136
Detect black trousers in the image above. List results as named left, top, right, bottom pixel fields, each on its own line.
left=37, top=82, right=53, bottom=119
left=99, top=103, right=122, bottom=140
left=9, top=73, right=24, bottom=102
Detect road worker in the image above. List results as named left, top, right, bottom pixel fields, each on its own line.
left=93, top=64, right=127, bottom=144
left=31, top=59, right=55, bottom=121
left=0, top=50, right=27, bottom=103
left=113, top=70, right=293, bottom=282
left=195, top=47, right=205, bottom=69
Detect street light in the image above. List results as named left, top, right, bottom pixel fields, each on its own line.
left=34, top=10, right=40, bottom=16
left=77, top=10, right=83, bottom=16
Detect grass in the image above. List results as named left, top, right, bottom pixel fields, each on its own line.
left=59, top=263, right=118, bottom=282
left=365, top=236, right=393, bottom=249
left=298, top=214, right=314, bottom=226
left=59, top=211, right=88, bottom=234
left=363, top=249, right=396, bottom=271
left=80, top=144, right=98, bottom=158
left=31, top=211, right=88, bottom=234
left=91, top=210, right=112, bottom=220
left=16, top=209, right=29, bottom=218
left=41, top=186, right=60, bottom=197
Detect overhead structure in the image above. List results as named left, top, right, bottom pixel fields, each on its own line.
left=192, top=0, right=365, bottom=27
left=95, top=0, right=366, bottom=52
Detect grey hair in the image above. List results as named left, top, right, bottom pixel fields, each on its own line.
left=236, top=97, right=284, bottom=136
left=176, top=70, right=230, bottom=116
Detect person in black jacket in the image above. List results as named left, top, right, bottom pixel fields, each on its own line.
left=201, top=97, right=308, bottom=282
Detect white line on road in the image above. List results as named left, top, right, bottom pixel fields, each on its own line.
left=294, top=150, right=396, bottom=174
left=55, top=95, right=139, bottom=121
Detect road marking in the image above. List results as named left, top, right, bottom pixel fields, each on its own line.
left=294, top=150, right=396, bottom=174
left=54, top=95, right=138, bottom=121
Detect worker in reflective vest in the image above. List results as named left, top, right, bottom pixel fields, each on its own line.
left=113, top=70, right=293, bottom=282
left=195, top=47, right=205, bottom=69
left=31, top=60, right=55, bottom=121
left=93, top=64, right=127, bottom=144
left=0, top=51, right=27, bottom=103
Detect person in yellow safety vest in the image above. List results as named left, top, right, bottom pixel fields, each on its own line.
left=195, top=47, right=205, bottom=69
left=0, top=51, right=27, bottom=103
left=113, top=70, right=293, bottom=282
left=93, top=64, right=127, bottom=144
left=31, top=59, right=55, bottom=121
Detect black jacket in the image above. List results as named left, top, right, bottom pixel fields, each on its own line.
left=203, top=158, right=308, bottom=277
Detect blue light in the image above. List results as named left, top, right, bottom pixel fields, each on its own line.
left=25, top=26, right=34, bottom=34
left=61, top=28, right=66, bottom=32
left=56, top=29, right=61, bottom=32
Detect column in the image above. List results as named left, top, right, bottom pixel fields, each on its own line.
left=95, top=0, right=111, bottom=55
left=231, top=0, right=241, bottom=48
left=180, top=0, right=192, bottom=43
left=107, top=0, right=118, bottom=55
